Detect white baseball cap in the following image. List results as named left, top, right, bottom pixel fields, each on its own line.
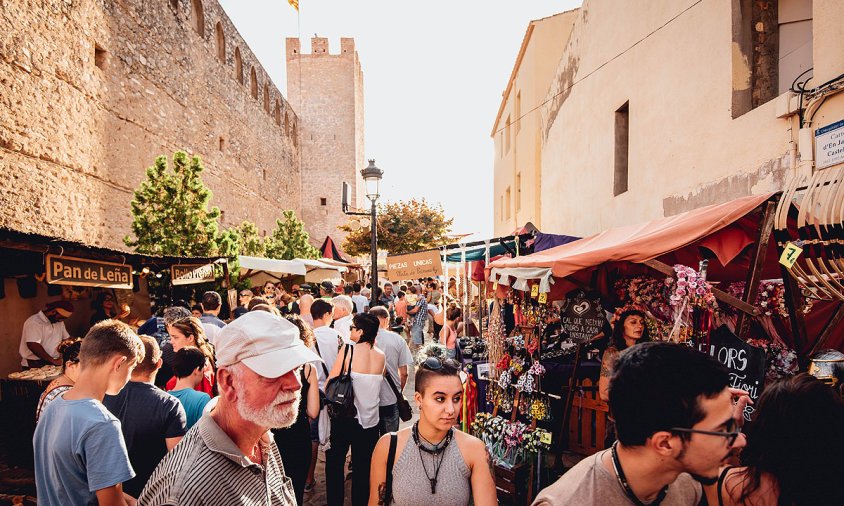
left=216, top=311, right=322, bottom=378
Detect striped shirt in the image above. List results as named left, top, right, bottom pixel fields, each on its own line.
left=138, top=413, right=295, bottom=505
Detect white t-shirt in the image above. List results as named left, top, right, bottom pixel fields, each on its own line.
left=334, top=314, right=353, bottom=342
left=312, top=325, right=350, bottom=389
left=19, top=311, right=69, bottom=366
left=376, top=329, right=414, bottom=406
left=351, top=294, right=369, bottom=314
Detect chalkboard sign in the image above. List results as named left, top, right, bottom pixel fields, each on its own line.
left=559, top=290, right=606, bottom=342
left=703, top=325, right=767, bottom=421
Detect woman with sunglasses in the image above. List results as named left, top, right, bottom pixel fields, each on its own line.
left=326, top=312, right=386, bottom=506
left=368, top=348, right=497, bottom=506
left=706, top=373, right=844, bottom=506
left=35, top=338, right=82, bottom=422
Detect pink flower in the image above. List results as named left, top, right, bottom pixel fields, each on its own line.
left=677, top=280, right=688, bottom=287
left=696, top=287, right=707, bottom=296
left=676, top=288, right=687, bottom=296
left=688, top=281, right=698, bottom=289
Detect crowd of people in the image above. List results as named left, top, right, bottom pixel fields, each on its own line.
left=23, top=277, right=844, bottom=506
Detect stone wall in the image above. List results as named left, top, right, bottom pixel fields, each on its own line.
left=0, top=0, right=301, bottom=249
left=287, top=37, right=365, bottom=248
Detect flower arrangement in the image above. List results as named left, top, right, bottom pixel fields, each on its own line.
left=668, top=264, right=717, bottom=310
left=746, top=338, right=799, bottom=383
left=472, top=415, right=553, bottom=467
left=614, top=275, right=673, bottom=321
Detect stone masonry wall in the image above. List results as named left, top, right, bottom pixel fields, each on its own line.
left=287, top=37, right=364, bottom=248
left=0, top=0, right=301, bottom=249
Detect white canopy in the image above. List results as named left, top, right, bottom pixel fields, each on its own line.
left=238, top=256, right=347, bottom=284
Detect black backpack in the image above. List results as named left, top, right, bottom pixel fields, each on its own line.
left=324, top=344, right=357, bottom=419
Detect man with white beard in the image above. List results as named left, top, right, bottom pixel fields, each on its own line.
left=138, top=311, right=323, bottom=505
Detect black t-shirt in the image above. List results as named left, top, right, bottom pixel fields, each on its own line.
left=154, top=342, right=176, bottom=390
left=232, top=305, right=249, bottom=319
left=103, top=381, right=187, bottom=497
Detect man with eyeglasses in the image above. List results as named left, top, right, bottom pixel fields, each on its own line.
left=232, top=289, right=253, bottom=319
left=533, top=342, right=749, bottom=506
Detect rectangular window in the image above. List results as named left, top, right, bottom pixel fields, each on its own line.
left=614, top=102, right=629, bottom=196
left=505, top=187, right=511, bottom=220
left=515, top=173, right=522, bottom=211
left=778, top=0, right=813, bottom=95
left=500, top=195, right=504, bottom=220
left=515, top=91, right=522, bottom=134
left=505, top=116, right=511, bottom=154
left=731, top=0, right=784, bottom=117
left=320, top=197, right=327, bottom=206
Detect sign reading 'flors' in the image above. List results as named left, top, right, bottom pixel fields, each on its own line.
left=703, top=325, right=767, bottom=422
left=46, top=254, right=133, bottom=289
left=387, top=250, right=443, bottom=280
left=171, top=263, right=216, bottom=286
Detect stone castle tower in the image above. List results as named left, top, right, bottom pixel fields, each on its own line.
left=286, top=37, right=366, bottom=249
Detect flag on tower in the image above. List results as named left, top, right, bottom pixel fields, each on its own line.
left=288, top=0, right=299, bottom=11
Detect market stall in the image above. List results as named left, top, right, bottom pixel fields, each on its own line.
left=237, top=255, right=349, bottom=286
left=476, top=193, right=844, bottom=504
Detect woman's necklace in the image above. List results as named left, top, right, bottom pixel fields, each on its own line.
left=611, top=442, right=668, bottom=506
left=412, top=422, right=453, bottom=494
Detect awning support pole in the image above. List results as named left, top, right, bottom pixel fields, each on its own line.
left=736, top=201, right=777, bottom=338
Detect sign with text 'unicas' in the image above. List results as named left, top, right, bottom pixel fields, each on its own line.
left=387, top=250, right=443, bottom=280
left=46, top=254, right=133, bottom=289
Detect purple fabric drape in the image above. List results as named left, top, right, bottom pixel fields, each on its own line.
left=533, top=232, right=580, bottom=252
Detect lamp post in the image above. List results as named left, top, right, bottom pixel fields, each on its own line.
left=360, top=159, right=383, bottom=307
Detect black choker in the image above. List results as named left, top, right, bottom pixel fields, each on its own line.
left=611, top=442, right=669, bottom=506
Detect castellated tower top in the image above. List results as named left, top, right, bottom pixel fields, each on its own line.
left=286, top=37, right=356, bottom=59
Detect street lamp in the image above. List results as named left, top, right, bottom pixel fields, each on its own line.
left=360, top=160, right=383, bottom=307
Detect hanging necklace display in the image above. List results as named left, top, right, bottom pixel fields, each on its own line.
left=412, top=422, right=454, bottom=494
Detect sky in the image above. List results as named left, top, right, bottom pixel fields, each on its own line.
left=219, top=0, right=582, bottom=241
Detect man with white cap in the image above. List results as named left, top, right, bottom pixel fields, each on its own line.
left=138, top=311, right=322, bottom=506
left=19, top=301, right=73, bottom=369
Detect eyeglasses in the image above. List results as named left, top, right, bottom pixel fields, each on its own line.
left=349, top=325, right=359, bottom=330
left=239, top=293, right=251, bottom=297
left=669, top=424, right=742, bottom=447
left=421, top=356, right=461, bottom=371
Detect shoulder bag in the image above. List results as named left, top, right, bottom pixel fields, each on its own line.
left=384, top=372, right=413, bottom=422
left=313, top=342, right=330, bottom=409
left=382, top=433, right=398, bottom=505
left=324, top=344, right=357, bottom=419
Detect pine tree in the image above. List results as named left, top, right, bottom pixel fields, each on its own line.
left=264, top=210, right=320, bottom=260
left=124, top=151, right=221, bottom=257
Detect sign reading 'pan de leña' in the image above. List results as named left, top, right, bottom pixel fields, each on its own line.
left=387, top=250, right=443, bottom=280
left=46, top=254, right=133, bottom=289
left=171, top=263, right=217, bottom=286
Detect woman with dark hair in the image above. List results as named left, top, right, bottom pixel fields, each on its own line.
left=36, top=338, right=82, bottom=422
left=707, top=373, right=844, bottom=506
left=439, top=306, right=462, bottom=359
left=599, top=309, right=650, bottom=447
left=274, top=314, right=321, bottom=506
left=368, top=347, right=496, bottom=506
left=89, top=290, right=125, bottom=326
left=325, top=312, right=386, bottom=506
left=165, top=316, right=216, bottom=395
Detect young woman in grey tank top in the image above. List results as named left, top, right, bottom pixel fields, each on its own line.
left=367, top=350, right=497, bottom=506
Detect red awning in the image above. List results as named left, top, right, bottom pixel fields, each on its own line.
left=488, top=193, right=774, bottom=278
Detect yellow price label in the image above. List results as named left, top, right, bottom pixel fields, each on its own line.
left=779, top=242, right=803, bottom=269
left=493, top=281, right=498, bottom=292
left=540, top=431, right=552, bottom=445
left=530, top=285, right=539, bottom=298
left=538, top=292, right=548, bottom=304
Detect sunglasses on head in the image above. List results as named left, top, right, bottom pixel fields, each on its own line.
left=421, top=356, right=460, bottom=371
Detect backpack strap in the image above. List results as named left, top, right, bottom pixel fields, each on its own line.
left=384, top=433, right=398, bottom=505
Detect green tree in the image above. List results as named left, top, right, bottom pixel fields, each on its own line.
left=264, top=210, right=320, bottom=260
left=339, top=199, right=454, bottom=256
left=227, top=220, right=266, bottom=257
left=124, top=151, right=221, bottom=257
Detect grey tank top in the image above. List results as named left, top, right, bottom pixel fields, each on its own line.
left=390, top=434, right=472, bottom=506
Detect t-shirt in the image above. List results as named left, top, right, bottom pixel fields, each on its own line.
left=531, top=450, right=702, bottom=506
left=19, top=311, right=69, bottom=366
left=200, top=314, right=226, bottom=345
left=170, top=388, right=212, bottom=429
left=334, top=314, right=353, bottom=342
left=232, top=306, right=249, bottom=319
left=155, top=342, right=176, bottom=390
left=102, top=381, right=187, bottom=497
left=351, top=294, right=369, bottom=314
left=34, top=396, right=135, bottom=505
left=312, top=325, right=348, bottom=390
left=376, top=328, right=413, bottom=406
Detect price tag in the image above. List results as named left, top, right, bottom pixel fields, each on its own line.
left=493, top=281, right=498, bottom=292
left=779, top=241, right=803, bottom=269
left=538, top=292, right=548, bottom=304
left=530, top=285, right=539, bottom=298
left=540, top=431, right=552, bottom=445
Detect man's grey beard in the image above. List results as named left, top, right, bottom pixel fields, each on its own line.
left=235, top=386, right=301, bottom=429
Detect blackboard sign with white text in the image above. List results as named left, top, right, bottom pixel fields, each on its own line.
left=559, top=290, right=606, bottom=342
left=703, top=325, right=766, bottom=421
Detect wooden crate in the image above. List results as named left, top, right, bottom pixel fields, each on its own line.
left=494, top=461, right=530, bottom=505
left=568, top=378, right=610, bottom=455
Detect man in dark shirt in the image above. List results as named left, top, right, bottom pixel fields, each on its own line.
left=199, top=291, right=226, bottom=345
left=103, top=335, right=187, bottom=497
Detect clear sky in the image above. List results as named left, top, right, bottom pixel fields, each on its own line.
left=219, top=0, right=582, bottom=241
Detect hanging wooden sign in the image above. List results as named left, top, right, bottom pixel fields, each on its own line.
left=559, top=290, right=606, bottom=342
left=171, top=263, right=216, bottom=286
left=387, top=250, right=443, bottom=280
left=46, top=254, right=133, bottom=289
